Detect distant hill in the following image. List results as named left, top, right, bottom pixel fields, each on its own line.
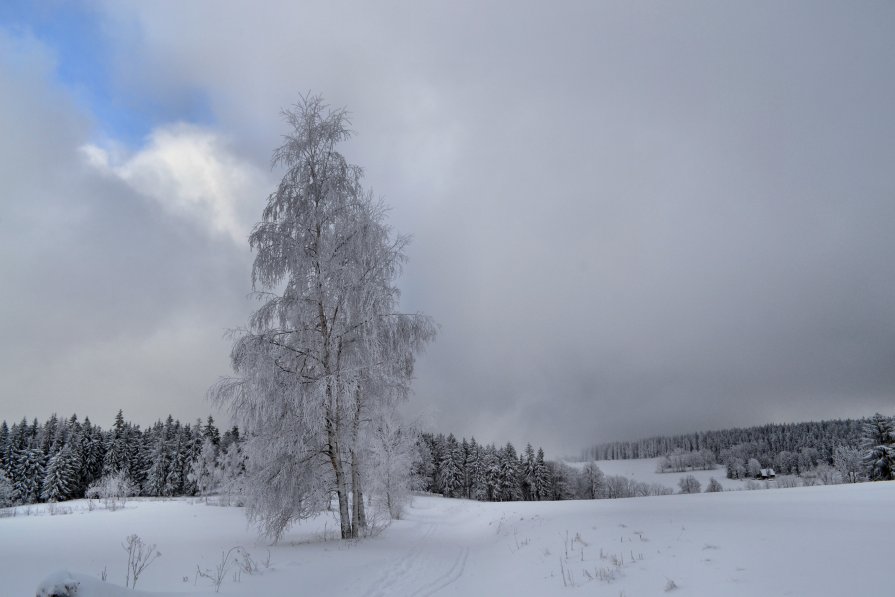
left=583, top=417, right=866, bottom=463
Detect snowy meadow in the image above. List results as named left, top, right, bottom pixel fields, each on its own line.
left=5, top=481, right=894, bottom=596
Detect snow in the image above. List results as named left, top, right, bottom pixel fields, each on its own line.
left=5, top=482, right=894, bottom=596
left=570, top=457, right=750, bottom=491
left=35, top=570, right=202, bottom=596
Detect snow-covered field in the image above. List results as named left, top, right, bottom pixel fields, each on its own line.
left=4, top=482, right=893, bottom=596
left=570, top=457, right=749, bottom=491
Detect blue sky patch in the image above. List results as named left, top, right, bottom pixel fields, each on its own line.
left=0, top=1, right=214, bottom=147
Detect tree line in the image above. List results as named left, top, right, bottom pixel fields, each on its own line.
left=0, top=410, right=241, bottom=507
left=584, top=417, right=865, bottom=463
left=590, top=413, right=894, bottom=484
left=415, top=433, right=680, bottom=502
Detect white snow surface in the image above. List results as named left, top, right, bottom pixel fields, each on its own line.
left=569, top=457, right=749, bottom=491
left=4, top=482, right=894, bottom=596
left=35, top=570, right=201, bottom=596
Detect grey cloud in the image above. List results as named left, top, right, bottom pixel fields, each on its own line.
left=4, top=2, right=895, bottom=453
left=0, top=31, right=253, bottom=428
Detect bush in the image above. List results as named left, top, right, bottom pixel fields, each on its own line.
left=774, top=475, right=800, bottom=489
left=678, top=475, right=701, bottom=494
left=86, top=471, right=135, bottom=511
left=704, top=477, right=723, bottom=493
left=0, top=473, right=14, bottom=508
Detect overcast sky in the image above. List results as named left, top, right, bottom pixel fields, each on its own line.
left=1, top=1, right=893, bottom=456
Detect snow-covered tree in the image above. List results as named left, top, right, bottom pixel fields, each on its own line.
left=534, top=448, right=551, bottom=501
left=144, top=419, right=173, bottom=497
left=521, top=444, right=536, bottom=500
left=774, top=450, right=797, bottom=475
left=211, top=95, right=434, bottom=541
left=14, top=447, right=45, bottom=504
left=0, top=472, right=13, bottom=507
left=217, top=441, right=245, bottom=506
left=86, top=470, right=134, bottom=510
left=0, top=420, right=9, bottom=474
left=797, top=447, right=819, bottom=472
left=579, top=461, right=605, bottom=499
left=678, top=475, right=701, bottom=494
left=103, top=410, right=129, bottom=477
left=80, top=419, right=105, bottom=491
left=545, top=461, right=575, bottom=500
left=41, top=442, right=78, bottom=502
left=862, top=413, right=895, bottom=481
left=464, top=438, right=480, bottom=500
left=438, top=435, right=463, bottom=498
left=188, top=438, right=220, bottom=497
left=746, top=458, right=762, bottom=478
left=163, top=421, right=190, bottom=497
left=482, top=447, right=501, bottom=501
left=366, top=409, right=419, bottom=518
left=414, top=437, right=434, bottom=493
left=497, top=443, right=522, bottom=501
left=833, top=445, right=864, bottom=483
left=704, top=477, right=723, bottom=493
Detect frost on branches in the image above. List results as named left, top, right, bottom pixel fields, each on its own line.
left=211, top=95, right=435, bottom=541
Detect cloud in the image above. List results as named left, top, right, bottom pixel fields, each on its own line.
left=4, top=3, right=895, bottom=453
left=81, top=124, right=269, bottom=244
left=0, top=27, right=255, bottom=428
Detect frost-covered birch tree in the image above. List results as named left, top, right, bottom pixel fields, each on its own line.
left=211, top=95, right=434, bottom=541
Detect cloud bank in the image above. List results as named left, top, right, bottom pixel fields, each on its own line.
left=1, top=2, right=894, bottom=453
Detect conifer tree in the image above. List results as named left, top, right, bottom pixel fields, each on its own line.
left=0, top=420, right=9, bottom=475
left=483, top=446, right=500, bottom=501
left=103, top=410, right=129, bottom=476
left=862, top=413, right=895, bottom=481
left=189, top=437, right=220, bottom=497
left=465, top=438, right=482, bottom=500
left=534, top=448, right=551, bottom=501
left=522, top=443, right=536, bottom=500
left=438, top=435, right=463, bottom=497
left=498, top=443, right=522, bottom=501
left=80, top=420, right=105, bottom=490
left=203, top=416, right=220, bottom=447
left=41, top=442, right=78, bottom=502
left=14, top=448, right=45, bottom=504
left=0, top=471, right=13, bottom=507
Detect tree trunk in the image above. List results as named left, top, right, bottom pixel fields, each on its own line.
left=329, top=438, right=352, bottom=539
left=325, top=397, right=352, bottom=539
left=349, top=382, right=366, bottom=536
left=351, top=450, right=366, bottom=536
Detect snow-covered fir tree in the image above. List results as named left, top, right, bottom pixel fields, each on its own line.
left=14, top=447, right=45, bottom=504
left=0, top=411, right=237, bottom=506
left=41, top=441, right=78, bottom=502
left=189, top=437, right=219, bottom=497
left=534, top=448, right=551, bottom=501
left=438, top=435, right=463, bottom=498
left=102, top=410, right=129, bottom=477
left=497, top=443, right=522, bottom=502
left=862, top=413, right=895, bottom=481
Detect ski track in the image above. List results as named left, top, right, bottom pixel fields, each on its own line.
left=361, top=515, right=471, bottom=597
left=409, top=545, right=469, bottom=597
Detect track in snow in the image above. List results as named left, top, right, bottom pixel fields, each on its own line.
left=361, top=502, right=475, bottom=597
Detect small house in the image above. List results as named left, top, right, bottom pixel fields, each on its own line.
left=759, top=468, right=776, bottom=480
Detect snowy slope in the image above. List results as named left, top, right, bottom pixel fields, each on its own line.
left=568, top=457, right=748, bottom=491
left=5, top=482, right=894, bottom=596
